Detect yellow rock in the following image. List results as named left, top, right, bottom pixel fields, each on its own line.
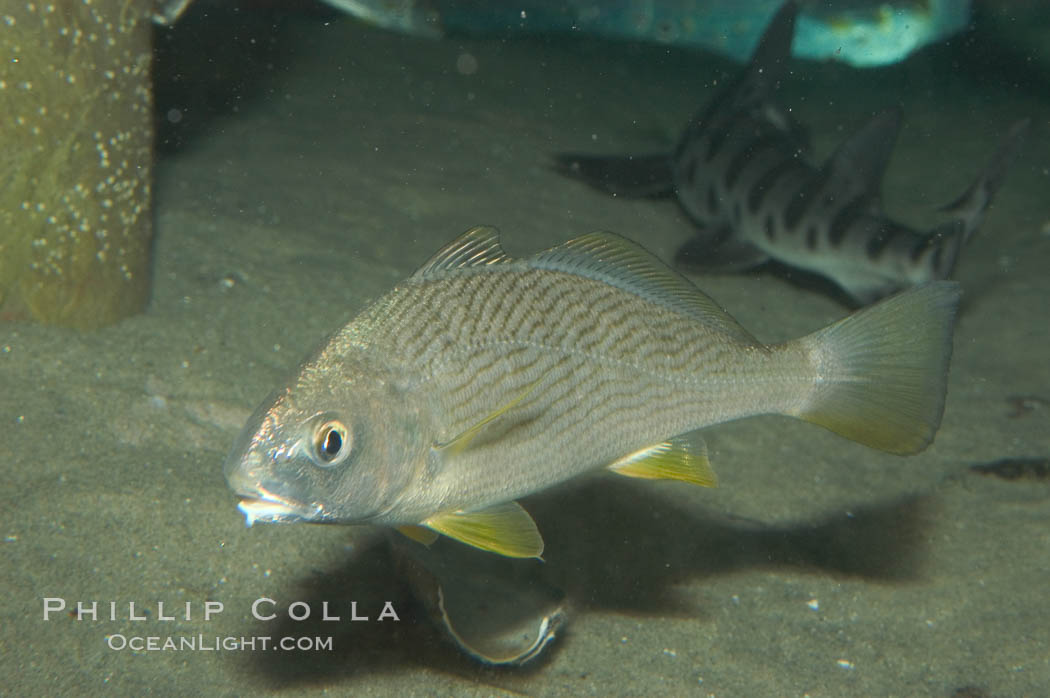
left=0, top=1, right=153, bottom=329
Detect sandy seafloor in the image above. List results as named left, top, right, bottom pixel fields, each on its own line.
left=2, top=8, right=1050, bottom=697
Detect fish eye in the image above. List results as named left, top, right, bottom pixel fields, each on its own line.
left=311, top=420, right=351, bottom=467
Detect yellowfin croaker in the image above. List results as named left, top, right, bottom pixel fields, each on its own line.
left=225, top=226, right=960, bottom=558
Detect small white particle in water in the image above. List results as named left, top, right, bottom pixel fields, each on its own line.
left=836, top=659, right=855, bottom=670
left=806, top=598, right=819, bottom=611
left=662, top=648, right=677, bottom=658
left=455, top=53, right=478, bottom=76
left=620, top=636, right=628, bottom=644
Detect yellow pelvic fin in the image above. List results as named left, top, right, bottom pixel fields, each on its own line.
left=397, top=524, right=439, bottom=546
left=608, top=435, right=718, bottom=487
left=434, top=378, right=542, bottom=455
left=423, top=501, right=545, bottom=559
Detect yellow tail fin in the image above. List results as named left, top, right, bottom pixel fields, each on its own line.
left=794, top=281, right=961, bottom=455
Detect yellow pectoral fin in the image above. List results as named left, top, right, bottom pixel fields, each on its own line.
left=434, top=378, right=542, bottom=455
left=397, top=524, right=439, bottom=546
left=608, top=435, right=718, bottom=488
left=424, top=501, right=545, bottom=559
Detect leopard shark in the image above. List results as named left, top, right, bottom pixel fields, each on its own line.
left=554, top=0, right=1028, bottom=304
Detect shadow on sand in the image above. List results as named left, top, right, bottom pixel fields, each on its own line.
left=232, top=477, right=935, bottom=687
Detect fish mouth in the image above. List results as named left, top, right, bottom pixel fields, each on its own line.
left=234, top=490, right=322, bottom=527
left=225, top=451, right=324, bottom=526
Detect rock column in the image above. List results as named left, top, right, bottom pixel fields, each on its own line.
left=1, top=1, right=153, bottom=329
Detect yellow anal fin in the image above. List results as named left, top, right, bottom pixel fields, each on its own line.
left=608, top=435, right=718, bottom=487
left=435, top=378, right=542, bottom=455
left=397, top=524, right=439, bottom=546
left=424, top=501, right=545, bottom=559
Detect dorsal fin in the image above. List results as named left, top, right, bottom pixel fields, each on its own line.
left=412, top=225, right=511, bottom=279
left=820, top=108, right=902, bottom=211
left=530, top=232, right=758, bottom=345
left=748, top=0, right=798, bottom=83
left=727, top=0, right=799, bottom=112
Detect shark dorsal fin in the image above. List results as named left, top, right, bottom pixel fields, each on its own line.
left=822, top=108, right=903, bottom=209
left=784, top=109, right=902, bottom=231
left=748, top=1, right=799, bottom=81
left=728, top=0, right=799, bottom=111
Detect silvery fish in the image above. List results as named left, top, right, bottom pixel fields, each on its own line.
left=225, top=226, right=960, bottom=558
left=322, top=0, right=970, bottom=68
left=554, top=0, right=1027, bottom=305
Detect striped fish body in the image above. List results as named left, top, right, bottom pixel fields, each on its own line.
left=225, top=226, right=960, bottom=558
left=555, top=1, right=1027, bottom=305
left=357, top=248, right=797, bottom=523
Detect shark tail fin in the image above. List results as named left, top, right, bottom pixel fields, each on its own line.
left=938, top=118, right=1029, bottom=242
left=551, top=153, right=674, bottom=198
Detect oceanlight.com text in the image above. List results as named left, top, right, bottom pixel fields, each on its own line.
left=106, top=634, right=334, bottom=652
